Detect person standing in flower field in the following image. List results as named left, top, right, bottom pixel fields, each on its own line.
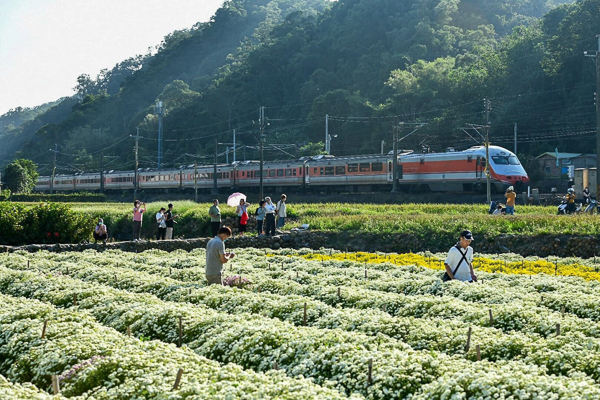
left=164, top=203, right=177, bottom=239
left=276, top=194, right=287, bottom=229
left=156, top=207, right=167, bottom=240
left=443, top=230, right=477, bottom=282
left=505, top=186, right=516, bottom=215
left=205, top=226, right=235, bottom=285
left=132, top=200, right=146, bottom=241
left=264, top=196, right=276, bottom=236
left=209, top=199, right=221, bottom=237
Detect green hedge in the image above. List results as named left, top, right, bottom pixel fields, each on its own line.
left=10, top=192, right=107, bottom=203
left=0, top=202, right=94, bottom=245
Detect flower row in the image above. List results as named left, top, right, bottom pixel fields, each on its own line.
left=0, top=290, right=351, bottom=399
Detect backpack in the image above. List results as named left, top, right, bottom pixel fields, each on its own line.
left=255, top=207, right=260, bottom=216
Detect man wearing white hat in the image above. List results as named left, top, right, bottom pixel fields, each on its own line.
left=505, top=186, right=516, bottom=215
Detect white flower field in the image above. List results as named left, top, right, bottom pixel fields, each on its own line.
left=2, top=248, right=600, bottom=398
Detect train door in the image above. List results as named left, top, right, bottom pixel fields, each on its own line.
left=387, top=160, right=393, bottom=182
left=305, top=163, right=310, bottom=184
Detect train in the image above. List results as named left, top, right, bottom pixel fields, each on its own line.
left=34, top=145, right=529, bottom=193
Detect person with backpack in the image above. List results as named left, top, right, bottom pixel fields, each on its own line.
left=255, top=200, right=266, bottom=235
left=443, top=230, right=477, bottom=282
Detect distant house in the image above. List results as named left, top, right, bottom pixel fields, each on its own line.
left=533, top=152, right=596, bottom=191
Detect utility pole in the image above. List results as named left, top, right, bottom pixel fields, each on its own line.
left=100, top=152, right=104, bottom=193
left=585, top=35, right=600, bottom=201
left=50, top=143, right=57, bottom=194
left=381, top=140, right=385, bottom=154
left=133, top=127, right=140, bottom=201
left=155, top=101, right=164, bottom=170
left=226, top=147, right=229, bottom=164
left=233, top=129, right=236, bottom=163
left=513, top=123, right=518, bottom=155
left=194, top=162, right=198, bottom=203
left=485, top=98, right=491, bottom=204
left=212, top=139, right=218, bottom=195
left=391, top=117, right=399, bottom=193
left=325, top=114, right=329, bottom=154
left=259, top=106, right=265, bottom=200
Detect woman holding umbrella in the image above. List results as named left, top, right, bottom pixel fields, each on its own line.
left=227, top=193, right=250, bottom=236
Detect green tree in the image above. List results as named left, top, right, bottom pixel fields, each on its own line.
left=299, top=142, right=327, bottom=157
left=4, top=159, right=38, bottom=193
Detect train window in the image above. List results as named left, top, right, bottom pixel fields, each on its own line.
left=277, top=169, right=284, bottom=177
left=388, top=162, right=392, bottom=171
left=336, top=166, right=346, bottom=175
left=269, top=170, right=276, bottom=177
left=263, top=171, right=269, bottom=178
left=218, top=173, right=223, bottom=179
left=508, top=156, right=520, bottom=165
left=325, top=167, right=334, bottom=175
left=467, top=156, right=473, bottom=163
left=320, top=167, right=324, bottom=175
left=293, top=169, right=297, bottom=176
left=359, top=163, right=370, bottom=172
left=285, top=169, right=293, bottom=177
left=314, top=168, right=318, bottom=174
left=492, top=156, right=509, bottom=165
left=420, top=159, right=425, bottom=165
left=348, top=164, right=358, bottom=173
left=371, top=162, right=383, bottom=172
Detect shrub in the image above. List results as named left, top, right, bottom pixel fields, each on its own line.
left=0, top=202, right=95, bottom=245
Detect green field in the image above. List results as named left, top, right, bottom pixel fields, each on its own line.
left=2, top=248, right=600, bottom=397
left=2, top=201, right=599, bottom=247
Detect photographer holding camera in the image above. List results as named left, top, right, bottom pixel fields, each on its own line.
left=132, top=200, right=146, bottom=241
left=165, top=203, right=178, bottom=240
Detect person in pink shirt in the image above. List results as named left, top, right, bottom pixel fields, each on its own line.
left=132, top=200, right=146, bottom=240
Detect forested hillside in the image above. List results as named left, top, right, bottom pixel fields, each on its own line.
left=4, top=0, right=598, bottom=177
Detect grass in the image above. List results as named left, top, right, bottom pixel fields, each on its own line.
left=8, top=201, right=599, bottom=241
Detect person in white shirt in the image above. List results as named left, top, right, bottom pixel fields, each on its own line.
left=263, top=196, right=276, bottom=236
left=156, top=208, right=167, bottom=240
left=443, top=230, right=477, bottom=282
left=276, top=194, right=287, bottom=229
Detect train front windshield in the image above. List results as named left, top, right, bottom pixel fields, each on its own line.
left=492, top=156, right=520, bottom=165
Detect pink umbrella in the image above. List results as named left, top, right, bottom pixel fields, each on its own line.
left=227, top=192, right=247, bottom=207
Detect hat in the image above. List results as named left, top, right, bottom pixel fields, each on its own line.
left=508, top=186, right=514, bottom=191
left=460, top=230, right=474, bottom=241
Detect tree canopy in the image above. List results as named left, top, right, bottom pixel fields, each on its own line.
left=3, top=0, right=597, bottom=176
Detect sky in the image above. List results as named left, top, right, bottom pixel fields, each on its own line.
left=0, top=0, right=225, bottom=115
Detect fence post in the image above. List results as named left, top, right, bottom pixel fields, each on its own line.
left=52, top=375, right=60, bottom=394
left=172, top=369, right=184, bottom=391
left=465, top=327, right=472, bottom=353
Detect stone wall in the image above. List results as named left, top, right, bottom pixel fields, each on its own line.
left=1, top=231, right=598, bottom=259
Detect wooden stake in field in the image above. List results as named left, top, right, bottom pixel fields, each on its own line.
left=27, top=260, right=29, bottom=268
left=555, top=261, right=558, bottom=276
left=337, top=287, right=341, bottom=299
left=476, top=344, right=481, bottom=361
left=41, top=320, right=48, bottom=339
left=52, top=375, right=60, bottom=395
left=127, top=326, right=131, bottom=337
left=488, top=309, right=493, bottom=325
left=556, top=323, right=561, bottom=336
left=73, top=293, right=77, bottom=306
left=465, top=327, right=472, bottom=353
left=272, top=361, right=279, bottom=370
left=367, top=358, right=373, bottom=384
left=561, top=306, right=565, bottom=317
left=364, top=268, right=367, bottom=279
left=178, top=316, right=183, bottom=348
left=172, top=369, right=184, bottom=391
left=303, top=303, right=307, bottom=326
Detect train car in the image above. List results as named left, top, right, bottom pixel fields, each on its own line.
left=397, top=145, right=529, bottom=192
left=303, top=154, right=395, bottom=192
left=105, top=170, right=136, bottom=191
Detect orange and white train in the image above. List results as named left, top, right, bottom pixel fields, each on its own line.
left=34, top=145, right=528, bottom=193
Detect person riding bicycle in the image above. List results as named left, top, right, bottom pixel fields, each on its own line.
left=566, top=188, right=577, bottom=214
